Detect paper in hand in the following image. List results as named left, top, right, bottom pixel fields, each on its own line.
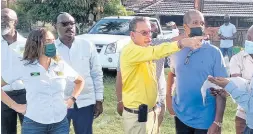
left=201, top=76, right=249, bottom=106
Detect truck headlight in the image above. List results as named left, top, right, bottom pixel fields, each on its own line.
left=105, top=42, right=117, bottom=54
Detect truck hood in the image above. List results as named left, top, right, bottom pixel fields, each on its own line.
left=77, top=34, right=130, bottom=45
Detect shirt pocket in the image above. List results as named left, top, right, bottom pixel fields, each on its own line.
left=79, top=56, right=90, bottom=74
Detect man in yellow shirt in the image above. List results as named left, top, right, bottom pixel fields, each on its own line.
left=119, top=16, right=204, bottom=134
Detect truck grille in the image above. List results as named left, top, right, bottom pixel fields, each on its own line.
left=95, top=44, right=104, bottom=53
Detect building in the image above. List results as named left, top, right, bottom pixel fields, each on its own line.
left=125, top=0, right=253, bottom=46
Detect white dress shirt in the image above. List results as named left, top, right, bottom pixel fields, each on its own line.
left=2, top=59, right=78, bottom=124
left=230, top=50, right=253, bottom=119
left=1, top=32, right=26, bottom=91
left=55, top=37, right=104, bottom=108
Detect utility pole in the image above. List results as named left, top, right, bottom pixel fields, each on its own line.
left=194, top=0, right=204, bottom=12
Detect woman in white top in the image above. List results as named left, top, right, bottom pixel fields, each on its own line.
left=1, top=28, right=85, bottom=134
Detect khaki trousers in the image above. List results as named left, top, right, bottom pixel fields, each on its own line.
left=122, top=106, right=165, bottom=134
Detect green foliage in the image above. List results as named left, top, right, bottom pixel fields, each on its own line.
left=104, top=0, right=134, bottom=16
left=10, top=0, right=132, bottom=33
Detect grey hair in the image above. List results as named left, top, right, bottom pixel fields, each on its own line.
left=1, top=8, right=17, bottom=20
left=183, top=9, right=203, bottom=24
left=129, top=17, right=149, bottom=32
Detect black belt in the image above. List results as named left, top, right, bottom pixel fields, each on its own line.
left=124, top=107, right=155, bottom=114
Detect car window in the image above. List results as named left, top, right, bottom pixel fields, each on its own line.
left=88, top=19, right=130, bottom=35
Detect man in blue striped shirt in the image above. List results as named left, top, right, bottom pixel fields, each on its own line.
left=209, top=25, right=253, bottom=134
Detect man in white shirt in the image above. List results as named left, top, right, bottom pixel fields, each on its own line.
left=218, top=14, right=237, bottom=60
left=1, top=8, right=26, bottom=134
left=54, top=12, right=104, bottom=134
left=229, top=25, right=253, bottom=134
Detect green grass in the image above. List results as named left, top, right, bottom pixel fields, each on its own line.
left=17, top=69, right=237, bottom=134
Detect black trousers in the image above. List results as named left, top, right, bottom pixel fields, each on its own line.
left=175, top=117, right=208, bottom=134
left=1, top=89, right=26, bottom=134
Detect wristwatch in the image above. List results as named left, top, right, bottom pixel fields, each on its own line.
left=213, top=121, right=222, bottom=128
left=70, top=96, right=76, bottom=102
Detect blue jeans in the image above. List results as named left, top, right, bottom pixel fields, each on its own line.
left=67, top=104, right=95, bottom=134
left=22, top=116, right=69, bottom=134
left=244, top=126, right=253, bottom=134
left=220, top=47, right=233, bottom=60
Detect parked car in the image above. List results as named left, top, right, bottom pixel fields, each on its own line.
left=77, top=16, right=173, bottom=71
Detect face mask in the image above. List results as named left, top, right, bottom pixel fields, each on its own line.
left=172, top=29, right=179, bottom=33
left=189, top=27, right=203, bottom=37
left=1, top=27, right=11, bottom=35
left=244, top=40, right=253, bottom=54
left=44, top=43, right=56, bottom=57
left=152, top=32, right=158, bottom=39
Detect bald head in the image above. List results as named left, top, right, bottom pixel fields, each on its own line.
left=1, top=8, right=17, bottom=20
left=183, top=9, right=203, bottom=24
left=55, top=12, right=76, bottom=40
left=1, top=8, right=17, bottom=35
left=224, top=14, right=230, bottom=25
left=56, top=12, right=74, bottom=24
left=247, top=25, right=253, bottom=41
left=224, top=14, right=230, bottom=19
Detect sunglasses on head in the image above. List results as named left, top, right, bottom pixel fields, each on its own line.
left=134, top=30, right=152, bottom=36
left=59, top=21, right=76, bottom=27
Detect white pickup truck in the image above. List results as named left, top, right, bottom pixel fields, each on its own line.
left=77, top=16, right=172, bottom=70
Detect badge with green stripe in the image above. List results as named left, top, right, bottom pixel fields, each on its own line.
left=30, top=72, right=40, bottom=76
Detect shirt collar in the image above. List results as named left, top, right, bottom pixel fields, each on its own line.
left=55, top=37, right=76, bottom=47
left=1, top=31, right=26, bottom=43
left=55, top=38, right=62, bottom=46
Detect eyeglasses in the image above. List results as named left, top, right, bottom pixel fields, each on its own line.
left=134, top=30, right=152, bottom=36
left=58, top=21, right=76, bottom=27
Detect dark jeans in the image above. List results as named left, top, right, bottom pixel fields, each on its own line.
left=244, top=126, right=253, bottom=134
left=220, top=47, right=233, bottom=60
left=174, top=117, right=208, bottom=134
left=67, top=104, right=95, bottom=134
left=21, top=116, right=69, bottom=134
left=1, top=89, right=26, bottom=134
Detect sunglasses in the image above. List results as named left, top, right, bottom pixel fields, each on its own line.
left=134, top=30, right=152, bottom=36
left=58, top=21, right=76, bottom=27
left=184, top=49, right=200, bottom=65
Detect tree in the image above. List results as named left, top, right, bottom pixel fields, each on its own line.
left=11, top=0, right=132, bottom=33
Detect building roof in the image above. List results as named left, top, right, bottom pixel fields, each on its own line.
left=129, top=0, right=253, bottom=17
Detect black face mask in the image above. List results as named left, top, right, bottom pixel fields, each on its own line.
left=189, top=27, right=203, bottom=37
left=224, top=20, right=230, bottom=24
left=152, top=32, right=158, bottom=39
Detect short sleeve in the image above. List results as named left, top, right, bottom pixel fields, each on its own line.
left=213, top=49, right=228, bottom=77
left=117, top=55, right=120, bottom=72
left=61, top=61, right=79, bottom=82
left=218, top=26, right=222, bottom=35
left=233, top=25, right=237, bottom=34
left=229, top=55, right=241, bottom=75
left=169, top=56, right=175, bottom=74
left=1, top=48, right=24, bottom=84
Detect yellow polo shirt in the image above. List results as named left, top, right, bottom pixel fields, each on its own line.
left=120, top=41, right=180, bottom=109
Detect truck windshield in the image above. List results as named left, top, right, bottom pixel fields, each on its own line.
left=88, top=19, right=130, bottom=35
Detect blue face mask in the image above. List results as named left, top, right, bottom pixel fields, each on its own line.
left=244, top=40, right=253, bottom=54
left=44, top=43, right=56, bottom=57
